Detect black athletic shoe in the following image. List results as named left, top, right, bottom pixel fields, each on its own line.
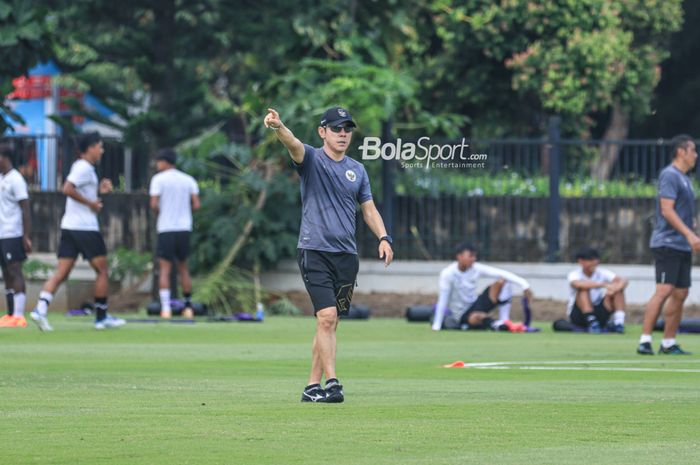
left=658, top=344, right=692, bottom=355
left=637, top=342, right=654, bottom=355
left=324, top=378, right=344, bottom=403
left=301, top=384, right=328, bottom=403
left=607, top=321, right=625, bottom=334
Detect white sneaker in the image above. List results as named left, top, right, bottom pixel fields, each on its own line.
left=95, top=314, right=126, bottom=330
left=30, top=310, right=54, bottom=332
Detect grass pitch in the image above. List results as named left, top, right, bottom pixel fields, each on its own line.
left=2, top=316, right=699, bottom=465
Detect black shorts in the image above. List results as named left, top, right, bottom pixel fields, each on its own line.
left=653, top=247, right=691, bottom=288
left=297, top=248, right=359, bottom=316
left=458, top=286, right=501, bottom=328
left=58, top=229, right=107, bottom=260
left=0, top=237, right=27, bottom=266
left=157, top=232, right=191, bottom=262
left=570, top=301, right=610, bottom=327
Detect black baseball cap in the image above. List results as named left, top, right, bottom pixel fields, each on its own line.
left=155, top=148, right=177, bottom=165
left=320, top=107, right=356, bottom=128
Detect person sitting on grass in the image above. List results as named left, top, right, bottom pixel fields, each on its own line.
left=567, top=247, right=628, bottom=334
left=432, top=242, right=532, bottom=332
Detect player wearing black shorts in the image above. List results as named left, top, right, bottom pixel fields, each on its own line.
left=149, top=148, right=200, bottom=319
left=638, top=135, right=698, bottom=355
left=567, top=247, right=628, bottom=334
left=30, top=132, right=125, bottom=331
left=432, top=243, right=533, bottom=332
left=265, top=107, right=394, bottom=403
left=0, top=144, right=32, bottom=328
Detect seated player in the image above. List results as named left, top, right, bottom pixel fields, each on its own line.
left=432, top=242, right=533, bottom=331
left=567, top=247, right=627, bottom=333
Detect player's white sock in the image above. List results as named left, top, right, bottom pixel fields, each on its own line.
left=14, top=292, right=26, bottom=318
left=36, top=291, right=53, bottom=316
left=662, top=338, right=676, bottom=349
left=639, top=334, right=652, bottom=344
left=159, top=289, right=171, bottom=312
left=498, top=283, right=512, bottom=321
left=613, top=310, right=625, bottom=326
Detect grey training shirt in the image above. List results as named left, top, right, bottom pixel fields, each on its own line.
left=294, top=144, right=373, bottom=254
left=650, top=165, right=696, bottom=252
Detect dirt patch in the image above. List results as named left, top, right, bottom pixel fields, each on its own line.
left=281, top=290, right=700, bottom=323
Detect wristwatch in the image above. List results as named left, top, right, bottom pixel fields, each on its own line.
left=379, top=235, right=393, bottom=245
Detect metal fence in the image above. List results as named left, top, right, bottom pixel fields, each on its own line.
left=358, top=119, right=700, bottom=264
left=0, top=135, right=144, bottom=191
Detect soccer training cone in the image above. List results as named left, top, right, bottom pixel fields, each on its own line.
left=443, top=361, right=466, bottom=368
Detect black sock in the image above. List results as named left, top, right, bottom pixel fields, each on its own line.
left=184, top=292, right=192, bottom=308
left=584, top=313, right=597, bottom=327
left=325, top=378, right=338, bottom=386
left=95, top=297, right=108, bottom=321
left=5, top=289, right=14, bottom=316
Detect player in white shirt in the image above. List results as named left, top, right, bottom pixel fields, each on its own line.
left=30, top=132, right=125, bottom=331
left=567, top=247, right=627, bottom=333
left=149, top=148, right=200, bottom=319
left=0, top=144, right=32, bottom=328
left=432, top=243, right=533, bottom=331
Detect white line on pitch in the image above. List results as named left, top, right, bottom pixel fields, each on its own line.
left=472, top=366, right=700, bottom=373
left=464, top=360, right=700, bottom=368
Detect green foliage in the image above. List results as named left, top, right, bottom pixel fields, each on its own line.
left=193, top=266, right=258, bottom=316
left=107, top=247, right=152, bottom=282
left=22, top=258, right=52, bottom=280
left=267, top=298, right=301, bottom=317
left=0, top=0, right=54, bottom=133
left=398, top=171, right=671, bottom=198
left=430, top=0, right=683, bottom=137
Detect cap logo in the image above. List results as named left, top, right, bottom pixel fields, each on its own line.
left=337, top=109, right=347, bottom=117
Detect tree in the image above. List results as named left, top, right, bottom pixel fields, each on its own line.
left=51, top=0, right=233, bottom=152
left=428, top=0, right=682, bottom=169
left=0, top=0, right=54, bottom=134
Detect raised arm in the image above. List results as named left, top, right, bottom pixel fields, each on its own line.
left=264, top=108, right=305, bottom=164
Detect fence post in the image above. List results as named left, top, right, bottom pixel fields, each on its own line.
left=124, top=147, right=133, bottom=192
left=547, top=116, right=561, bottom=262
left=381, top=119, right=395, bottom=237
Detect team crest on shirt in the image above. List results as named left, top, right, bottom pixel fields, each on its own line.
left=345, top=170, right=356, bottom=182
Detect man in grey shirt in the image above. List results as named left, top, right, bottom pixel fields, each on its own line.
left=638, top=134, right=699, bottom=355
left=264, top=106, right=394, bottom=403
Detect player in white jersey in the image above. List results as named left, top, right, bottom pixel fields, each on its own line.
left=30, top=132, right=125, bottom=331
left=567, top=247, right=627, bottom=334
left=432, top=243, right=532, bottom=331
left=149, top=148, right=200, bottom=319
left=0, top=144, right=32, bottom=328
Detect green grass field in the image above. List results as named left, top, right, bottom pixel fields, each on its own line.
left=2, top=316, right=699, bottom=465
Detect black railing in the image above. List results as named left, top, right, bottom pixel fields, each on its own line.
left=360, top=119, right=700, bottom=263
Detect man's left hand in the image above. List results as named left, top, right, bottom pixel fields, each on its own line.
left=379, top=241, right=393, bottom=267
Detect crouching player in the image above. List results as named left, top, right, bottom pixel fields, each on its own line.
left=432, top=243, right=532, bottom=332
left=567, top=247, right=627, bottom=333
